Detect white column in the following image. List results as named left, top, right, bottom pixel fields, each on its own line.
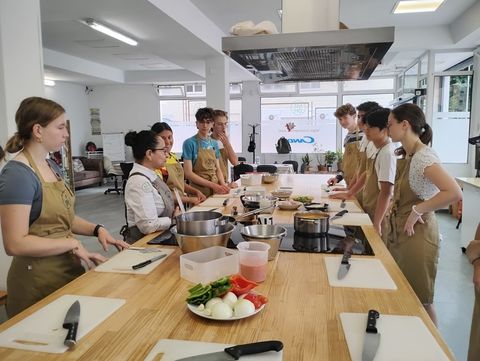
left=282, top=0, right=339, bottom=33
left=205, top=56, right=229, bottom=112
left=241, top=81, right=261, bottom=163
left=425, top=50, right=435, bottom=126
left=470, top=48, right=480, bottom=175
left=0, top=0, right=44, bottom=146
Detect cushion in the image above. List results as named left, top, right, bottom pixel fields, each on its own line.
left=73, top=158, right=85, bottom=172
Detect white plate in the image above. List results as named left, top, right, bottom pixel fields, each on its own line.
left=187, top=303, right=265, bottom=321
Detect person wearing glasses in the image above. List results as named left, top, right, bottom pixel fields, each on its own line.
left=211, top=109, right=238, bottom=184
left=123, top=130, right=179, bottom=243
left=182, top=107, right=230, bottom=197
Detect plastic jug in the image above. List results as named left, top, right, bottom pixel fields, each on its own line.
left=236, top=241, right=270, bottom=283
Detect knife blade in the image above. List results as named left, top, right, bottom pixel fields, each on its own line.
left=132, top=253, right=167, bottom=270
left=330, top=209, right=348, bottom=220
left=62, top=300, right=80, bottom=349
left=362, top=309, right=381, bottom=361
left=337, top=251, right=351, bottom=279
left=175, top=340, right=283, bottom=361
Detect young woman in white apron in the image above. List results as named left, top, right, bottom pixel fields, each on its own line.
left=385, top=103, right=462, bottom=325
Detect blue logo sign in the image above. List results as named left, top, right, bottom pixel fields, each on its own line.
left=287, top=136, right=315, bottom=144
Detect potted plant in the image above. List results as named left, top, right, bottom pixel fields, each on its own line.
left=301, top=153, right=312, bottom=173
left=335, top=149, right=343, bottom=171
left=324, top=151, right=337, bottom=172
left=313, top=143, right=327, bottom=172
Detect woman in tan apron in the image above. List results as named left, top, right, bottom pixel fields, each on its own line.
left=465, top=225, right=480, bottom=361
left=211, top=109, right=238, bottom=185
left=151, top=122, right=206, bottom=206
left=385, top=104, right=462, bottom=325
left=0, top=97, right=127, bottom=318
left=182, top=107, right=230, bottom=197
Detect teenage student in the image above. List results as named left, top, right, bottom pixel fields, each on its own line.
left=182, top=107, right=231, bottom=197
left=151, top=122, right=206, bottom=206
left=331, top=108, right=396, bottom=236
left=465, top=223, right=480, bottom=361
left=123, top=130, right=179, bottom=243
left=0, top=97, right=128, bottom=317
left=211, top=109, right=238, bottom=184
left=385, top=103, right=462, bottom=325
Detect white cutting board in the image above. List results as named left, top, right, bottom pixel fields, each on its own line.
left=144, top=339, right=283, bottom=361
left=316, top=199, right=362, bottom=213
left=199, top=197, right=230, bottom=207
left=340, top=313, right=450, bottom=361
left=324, top=256, right=397, bottom=290
left=95, top=248, right=173, bottom=274
left=330, top=212, right=372, bottom=226
left=0, top=294, right=125, bottom=353
left=188, top=206, right=220, bottom=213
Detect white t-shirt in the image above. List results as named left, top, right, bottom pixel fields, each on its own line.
left=369, top=142, right=396, bottom=190
left=409, top=147, right=441, bottom=200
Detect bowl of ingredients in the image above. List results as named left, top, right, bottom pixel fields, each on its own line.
left=262, top=173, right=279, bottom=184
left=271, top=189, right=292, bottom=199
left=292, top=195, right=314, bottom=204
left=277, top=200, right=302, bottom=210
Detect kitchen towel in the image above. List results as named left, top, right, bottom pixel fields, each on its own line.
left=0, top=294, right=125, bottom=353
left=95, top=248, right=173, bottom=274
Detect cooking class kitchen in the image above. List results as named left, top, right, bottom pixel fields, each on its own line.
left=1, top=0, right=480, bottom=360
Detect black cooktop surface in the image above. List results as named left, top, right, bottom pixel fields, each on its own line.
left=227, top=224, right=374, bottom=256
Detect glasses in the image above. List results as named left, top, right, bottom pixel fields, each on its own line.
left=151, top=148, right=168, bottom=154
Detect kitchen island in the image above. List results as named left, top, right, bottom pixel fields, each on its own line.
left=457, top=177, right=480, bottom=247
left=0, top=174, right=454, bottom=360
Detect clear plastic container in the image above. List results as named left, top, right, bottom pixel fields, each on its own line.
left=180, top=246, right=239, bottom=284
left=236, top=241, right=270, bottom=283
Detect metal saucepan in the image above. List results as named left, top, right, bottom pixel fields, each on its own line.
left=294, top=211, right=330, bottom=235
left=175, top=211, right=230, bottom=236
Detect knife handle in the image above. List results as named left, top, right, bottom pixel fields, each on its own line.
left=132, top=259, right=152, bottom=270
left=366, top=309, right=380, bottom=334
left=63, top=322, right=78, bottom=348
left=224, top=340, right=283, bottom=360
left=336, top=209, right=348, bottom=217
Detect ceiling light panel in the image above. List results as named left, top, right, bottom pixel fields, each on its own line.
left=393, top=0, right=445, bottom=14
left=81, top=18, right=137, bottom=46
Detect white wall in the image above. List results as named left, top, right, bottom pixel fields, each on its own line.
left=44, top=82, right=92, bottom=156
left=87, top=85, right=160, bottom=135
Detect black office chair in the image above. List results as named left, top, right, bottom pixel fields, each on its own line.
left=256, top=164, right=277, bottom=174
left=104, top=173, right=123, bottom=195
left=282, top=160, right=299, bottom=173
left=120, top=162, right=134, bottom=192
left=238, top=156, right=247, bottom=162
left=233, top=163, right=254, bottom=181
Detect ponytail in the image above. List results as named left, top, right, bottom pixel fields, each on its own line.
left=1, top=133, right=24, bottom=161
left=420, top=123, right=433, bottom=146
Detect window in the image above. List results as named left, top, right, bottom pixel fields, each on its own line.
left=260, top=96, right=337, bottom=153
left=298, top=81, right=338, bottom=94
left=343, top=78, right=394, bottom=92
left=260, top=83, right=297, bottom=93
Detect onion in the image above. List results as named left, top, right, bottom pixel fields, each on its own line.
left=233, top=299, right=255, bottom=317
left=211, top=302, right=233, bottom=319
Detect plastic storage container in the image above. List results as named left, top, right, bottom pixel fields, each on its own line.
left=237, top=241, right=270, bottom=283
left=180, top=246, right=239, bottom=284
left=240, top=173, right=263, bottom=186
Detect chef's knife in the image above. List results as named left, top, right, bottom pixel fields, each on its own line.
left=362, top=309, right=381, bottom=361
left=132, top=253, right=166, bottom=269
left=337, top=251, right=352, bottom=279
left=62, top=300, right=80, bottom=349
left=330, top=209, right=348, bottom=221
left=175, top=340, right=283, bottom=361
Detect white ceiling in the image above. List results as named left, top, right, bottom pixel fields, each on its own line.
left=40, top=0, right=480, bottom=86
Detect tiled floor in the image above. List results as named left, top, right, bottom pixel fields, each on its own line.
left=1, top=184, right=474, bottom=360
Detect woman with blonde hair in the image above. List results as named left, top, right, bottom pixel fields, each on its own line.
left=0, top=97, right=128, bottom=317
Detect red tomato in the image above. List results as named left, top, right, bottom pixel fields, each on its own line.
left=241, top=292, right=268, bottom=309
left=229, top=274, right=258, bottom=296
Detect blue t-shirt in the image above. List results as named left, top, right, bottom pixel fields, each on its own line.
left=182, top=135, right=220, bottom=166
left=0, top=159, right=62, bottom=225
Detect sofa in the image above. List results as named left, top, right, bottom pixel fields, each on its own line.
left=73, top=156, right=103, bottom=189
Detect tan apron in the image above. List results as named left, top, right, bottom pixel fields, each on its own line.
left=6, top=151, right=84, bottom=318
left=384, top=157, right=439, bottom=304
left=356, top=148, right=368, bottom=208
left=468, top=287, right=480, bottom=361
left=190, top=136, right=219, bottom=197
left=218, top=148, right=229, bottom=183
left=342, top=130, right=361, bottom=187
left=165, top=155, right=185, bottom=195
left=362, top=143, right=389, bottom=220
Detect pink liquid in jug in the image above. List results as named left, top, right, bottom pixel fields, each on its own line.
left=240, top=263, right=268, bottom=283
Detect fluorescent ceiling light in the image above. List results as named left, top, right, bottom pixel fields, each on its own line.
left=44, top=79, right=55, bottom=86
left=82, top=18, right=137, bottom=46
left=393, top=0, right=445, bottom=14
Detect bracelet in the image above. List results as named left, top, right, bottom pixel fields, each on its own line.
left=93, top=224, right=105, bottom=237
left=412, top=205, right=423, bottom=216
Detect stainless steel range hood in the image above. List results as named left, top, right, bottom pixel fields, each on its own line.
left=222, top=0, right=394, bottom=83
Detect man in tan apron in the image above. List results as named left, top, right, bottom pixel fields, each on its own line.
left=385, top=156, right=439, bottom=315
left=191, top=137, right=222, bottom=197
left=6, top=151, right=85, bottom=317
left=211, top=109, right=238, bottom=184
left=465, top=225, right=480, bottom=361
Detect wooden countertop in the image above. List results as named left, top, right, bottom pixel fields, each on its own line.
left=0, top=175, right=454, bottom=360
left=456, top=177, right=480, bottom=189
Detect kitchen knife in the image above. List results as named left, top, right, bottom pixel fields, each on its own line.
left=330, top=209, right=348, bottom=221
left=362, top=310, right=381, bottom=361
left=337, top=251, right=352, bottom=279
left=340, top=199, right=346, bottom=208
left=62, top=300, right=80, bottom=349
left=175, top=340, right=283, bottom=361
left=132, top=253, right=167, bottom=269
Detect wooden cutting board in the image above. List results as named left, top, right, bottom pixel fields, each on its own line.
left=329, top=212, right=372, bottom=226
left=0, top=294, right=125, bottom=353
left=340, top=313, right=450, bottom=361
left=144, top=339, right=283, bottom=361
left=324, top=256, right=397, bottom=290
left=95, top=248, right=173, bottom=274
left=317, top=199, right=363, bottom=213
left=199, top=197, right=230, bottom=207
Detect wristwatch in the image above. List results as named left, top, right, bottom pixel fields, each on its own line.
left=93, top=224, right=105, bottom=237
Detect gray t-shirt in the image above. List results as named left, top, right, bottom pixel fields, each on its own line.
left=0, top=159, right=62, bottom=225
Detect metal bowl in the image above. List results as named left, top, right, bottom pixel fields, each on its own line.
left=171, top=223, right=235, bottom=253
left=240, top=225, right=287, bottom=260
left=240, top=195, right=278, bottom=209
